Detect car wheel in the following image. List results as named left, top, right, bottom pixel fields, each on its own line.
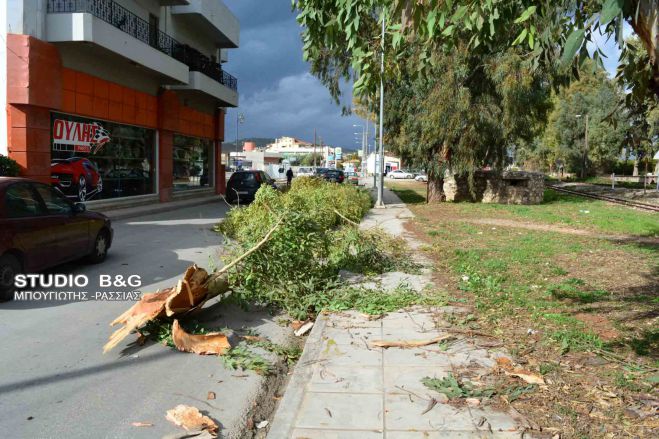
left=96, top=176, right=103, bottom=194
left=78, top=176, right=87, bottom=202
left=0, top=254, right=21, bottom=302
left=88, top=230, right=110, bottom=264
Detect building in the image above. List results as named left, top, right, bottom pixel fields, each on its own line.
left=365, top=152, right=401, bottom=175
left=265, top=136, right=334, bottom=163
left=1, top=0, right=239, bottom=205
left=229, top=150, right=283, bottom=177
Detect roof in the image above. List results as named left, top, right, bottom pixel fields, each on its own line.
left=0, top=177, right=30, bottom=188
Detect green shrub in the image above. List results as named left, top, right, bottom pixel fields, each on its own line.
left=217, top=179, right=413, bottom=319
left=0, top=154, right=20, bottom=177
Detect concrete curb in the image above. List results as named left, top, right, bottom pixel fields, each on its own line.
left=266, top=313, right=329, bottom=438
left=99, top=195, right=222, bottom=221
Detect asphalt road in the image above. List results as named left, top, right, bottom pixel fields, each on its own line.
left=0, top=202, right=290, bottom=439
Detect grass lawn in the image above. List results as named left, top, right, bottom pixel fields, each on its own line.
left=395, top=180, right=659, bottom=437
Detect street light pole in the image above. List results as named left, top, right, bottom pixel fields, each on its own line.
left=375, top=13, right=385, bottom=207
left=235, top=112, right=245, bottom=168
left=313, top=128, right=317, bottom=168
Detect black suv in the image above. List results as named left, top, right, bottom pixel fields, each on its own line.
left=226, top=171, right=277, bottom=204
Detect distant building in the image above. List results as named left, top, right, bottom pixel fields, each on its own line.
left=365, top=153, right=401, bottom=175
left=265, top=136, right=334, bottom=162
left=229, top=150, right=283, bottom=178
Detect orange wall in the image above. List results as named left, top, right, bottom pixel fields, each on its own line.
left=6, top=34, right=225, bottom=196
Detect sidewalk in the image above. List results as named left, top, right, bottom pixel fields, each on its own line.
left=267, top=189, right=535, bottom=438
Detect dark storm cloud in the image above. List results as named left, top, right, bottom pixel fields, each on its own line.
left=223, top=0, right=366, bottom=149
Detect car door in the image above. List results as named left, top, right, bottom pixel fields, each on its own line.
left=2, top=183, right=59, bottom=272
left=32, top=183, right=90, bottom=262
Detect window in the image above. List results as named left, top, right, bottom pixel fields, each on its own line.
left=173, top=135, right=213, bottom=191
left=5, top=184, right=42, bottom=218
left=33, top=184, right=72, bottom=215
left=51, top=113, right=156, bottom=201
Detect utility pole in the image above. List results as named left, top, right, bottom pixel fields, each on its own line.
left=375, top=12, right=386, bottom=207
left=235, top=112, right=244, bottom=169
left=313, top=129, right=317, bottom=168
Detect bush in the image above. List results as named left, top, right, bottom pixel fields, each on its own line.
left=217, top=178, right=412, bottom=319
left=0, top=154, right=20, bottom=177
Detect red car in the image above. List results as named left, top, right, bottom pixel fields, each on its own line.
left=51, top=157, right=103, bottom=201
left=0, top=177, right=113, bottom=301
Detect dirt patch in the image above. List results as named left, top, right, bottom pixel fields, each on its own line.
left=464, top=217, right=659, bottom=245
left=574, top=313, right=621, bottom=341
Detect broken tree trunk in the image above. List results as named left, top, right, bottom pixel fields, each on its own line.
left=171, top=320, right=231, bottom=355
left=103, top=217, right=284, bottom=353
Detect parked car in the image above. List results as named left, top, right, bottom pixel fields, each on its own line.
left=297, top=167, right=316, bottom=177
left=0, top=177, right=114, bottom=301
left=314, top=168, right=330, bottom=177
left=324, top=169, right=345, bottom=183
left=225, top=171, right=277, bottom=204
left=51, top=157, right=103, bottom=202
left=415, top=172, right=428, bottom=182
left=388, top=170, right=414, bottom=179
left=345, top=171, right=359, bottom=185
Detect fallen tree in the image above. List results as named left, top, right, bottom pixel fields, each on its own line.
left=104, top=178, right=399, bottom=353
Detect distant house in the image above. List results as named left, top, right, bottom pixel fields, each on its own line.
left=365, top=153, right=401, bottom=175
left=265, top=136, right=334, bottom=162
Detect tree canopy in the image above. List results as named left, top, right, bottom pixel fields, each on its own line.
left=294, top=0, right=658, bottom=103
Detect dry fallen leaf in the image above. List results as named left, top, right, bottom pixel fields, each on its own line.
left=207, top=391, right=216, bottom=400
left=495, top=357, right=545, bottom=385
left=171, top=320, right=231, bottom=355
left=130, top=422, right=153, bottom=427
left=165, top=404, right=218, bottom=436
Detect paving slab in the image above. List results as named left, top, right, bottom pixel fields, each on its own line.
left=266, top=189, right=535, bottom=438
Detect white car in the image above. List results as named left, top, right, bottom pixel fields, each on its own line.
left=297, top=167, right=316, bottom=177
left=388, top=170, right=414, bottom=179
left=415, top=173, right=428, bottom=182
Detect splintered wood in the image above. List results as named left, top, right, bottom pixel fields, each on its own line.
left=171, top=320, right=231, bottom=355
left=103, top=217, right=284, bottom=354
left=103, top=265, right=213, bottom=353
left=165, top=404, right=219, bottom=436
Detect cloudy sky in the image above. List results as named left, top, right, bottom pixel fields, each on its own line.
left=223, top=0, right=366, bottom=150
left=223, top=1, right=629, bottom=150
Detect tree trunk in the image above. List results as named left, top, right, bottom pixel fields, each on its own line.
left=427, top=176, right=444, bottom=203
left=630, top=0, right=659, bottom=97
left=633, top=158, right=639, bottom=176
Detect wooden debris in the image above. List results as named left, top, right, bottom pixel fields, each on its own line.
left=103, top=290, right=172, bottom=353
left=171, top=320, right=231, bottom=356
left=103, top=218, right=284, bottom=353
left=294, top=321, right=314, bottom=337
left=369, top=334, right=454, bottom=349
left=290, top=320, right=307, bottom=331
left=130, top=422, right=154, bottom=427
left=207, top=391, right=216, bottom=400
left=165, top=265, right=210, bottom=316
left=165, top=404, right=218, bottom=436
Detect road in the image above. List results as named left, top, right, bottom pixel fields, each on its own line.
left=0, top=202, right=290, bottom=439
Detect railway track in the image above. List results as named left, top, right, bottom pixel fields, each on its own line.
left=548, top=185, right=659, bottom=213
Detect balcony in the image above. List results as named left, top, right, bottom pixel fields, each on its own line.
left=46, top=0, right=238, bottom=98
left=171, top=0, right=239, bottom=48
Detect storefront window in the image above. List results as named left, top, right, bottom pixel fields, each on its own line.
left=173, top=135, right=213, bottom=191
left=50, top=113, right=155, bottom=202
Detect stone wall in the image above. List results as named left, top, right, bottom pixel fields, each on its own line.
left=444, top=170, right=545, bottom=205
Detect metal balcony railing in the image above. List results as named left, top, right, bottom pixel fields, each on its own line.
left=47, top=0, right=238, bottom=92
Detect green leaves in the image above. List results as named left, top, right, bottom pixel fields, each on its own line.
left=600, top=0, right=623, bottom=25
left=561, top=28, right=586, bottom=66
left=514, top=5, right=536, bottom=24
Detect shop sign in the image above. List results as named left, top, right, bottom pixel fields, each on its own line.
left=52, top=119, right=111, bottom=154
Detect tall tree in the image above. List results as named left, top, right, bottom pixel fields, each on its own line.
left=542, top=62, right=627, bottom=176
